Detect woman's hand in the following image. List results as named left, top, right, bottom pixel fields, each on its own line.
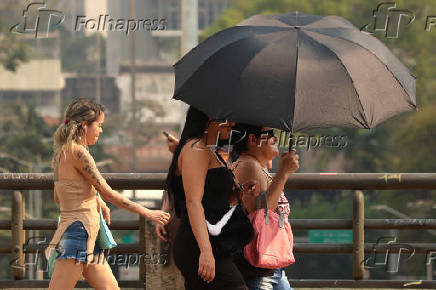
left=101, top=205, right=111, bottom=225
left=198, top=250, right=215, bottom=283
left=96, top=196, right=111, bottom=225
left=146, top=209, right=171, bottom=226
left=155, top=224, right=169, bottom=242
left=166, top=134, right=180, bottom=154
left=277, top=149, right=299, bottom=176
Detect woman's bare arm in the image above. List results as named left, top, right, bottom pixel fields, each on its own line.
left=180, top=142, right=212, bottom=254
left=267, top=151, right=299, bottom=210
left=72, top=145, right=149, bottom=217
left=234, top=158, right=291, bottom=212
left=181, top=141, right=215, bottom=282
left=233, top=160, right=266, bottom=213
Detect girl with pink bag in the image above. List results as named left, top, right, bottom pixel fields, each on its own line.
left=231, top=124, right=299, bottom=290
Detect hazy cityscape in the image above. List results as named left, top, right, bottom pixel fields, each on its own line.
left=0, top=0, right=436, bottom=288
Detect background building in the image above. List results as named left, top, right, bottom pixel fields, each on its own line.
left=0, top=59, right=64, bottom=118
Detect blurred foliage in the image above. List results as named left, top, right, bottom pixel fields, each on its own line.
left=0, top=102, right=53, bottom=172
left=104, top=99, right=167, bottom=157
left=0, top=0, right=28, bottom=71
left=59, top=27, right=106, bottom=75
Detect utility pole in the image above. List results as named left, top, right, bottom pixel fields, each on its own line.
left=34, top=155, right=43, bottom=280
left=180, top=0, right=198, bottom=129
left=181, top=0, right=198, bottom=56
left=96, top=33, right=101, bottom=104
left=130, top=0, right=137, bottom=200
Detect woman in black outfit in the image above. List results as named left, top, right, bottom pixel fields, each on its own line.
left=166, top=106, right=256, bottom=289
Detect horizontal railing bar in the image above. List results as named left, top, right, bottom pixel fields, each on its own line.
left=1, top=173, right=436, bottom=190
left=2, top=219, right=435, bottom=231
left=1, top=242, right=435, bottom=255
left=292, top=219, right=352, bottom=229
left=295, top=243, right=436, bottom=254
left=293, top=219, right=436, bottom=230
left=294, top=243, right=353, bottom=253
left=22, top=243, right=141, bottom=254
left=25, top=219, right=139, bottom=230
left=1, top=279, right=435, bottom=288
left=0, top=219, right=140, bottom=230
left=0, top=173, right=166, bottom=190
left=365, top=219, right=436, bottom=229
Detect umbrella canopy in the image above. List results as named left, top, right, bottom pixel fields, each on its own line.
left=173, top=12, right=416, bottom=132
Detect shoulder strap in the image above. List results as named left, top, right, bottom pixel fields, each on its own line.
left=208, top=148, right=244, bottom=203
left=209, top=148, right=227, bottom=168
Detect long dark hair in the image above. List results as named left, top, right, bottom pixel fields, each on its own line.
left=165, top=106, right=209, bottom=214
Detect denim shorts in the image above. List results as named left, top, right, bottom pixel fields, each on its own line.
left=55, top=221, right=102, bottom=263
left=245, top=268, right=293, bottom=290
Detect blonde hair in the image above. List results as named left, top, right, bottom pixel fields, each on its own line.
left=52, top=98, right=105, bottom=169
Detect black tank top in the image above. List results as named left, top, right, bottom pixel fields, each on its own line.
left=174, top=166, right=234, bottom=225
left=173, top=147, right=236, bottom=222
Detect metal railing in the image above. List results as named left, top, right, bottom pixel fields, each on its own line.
left=0, top=173, right=436, bottom=289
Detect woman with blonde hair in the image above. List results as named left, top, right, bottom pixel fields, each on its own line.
left=46, top=97, right=170, bottom=290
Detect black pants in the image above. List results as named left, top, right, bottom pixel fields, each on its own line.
left=173, top=224, right=248, bottom=290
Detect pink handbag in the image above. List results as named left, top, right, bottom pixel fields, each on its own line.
left=243, top=191, right=295, bottom=269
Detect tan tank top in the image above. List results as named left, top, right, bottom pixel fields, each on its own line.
left=44, top=179, right=100, bottom=264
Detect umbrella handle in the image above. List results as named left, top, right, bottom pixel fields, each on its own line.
left=288, top=133, right=295, bottom=152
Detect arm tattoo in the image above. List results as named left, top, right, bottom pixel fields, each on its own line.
left=76, top=149, right=103, bottom=189
left=121, top=199, right=141, bottom=211
left=76, top=147, right=141, bottom=213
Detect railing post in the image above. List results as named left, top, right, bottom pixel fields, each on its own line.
left=139, top=215, right=146, bottom=289
left=353, top=190, right=365, bottom=280
left=11, top=191, right=25, bottom=280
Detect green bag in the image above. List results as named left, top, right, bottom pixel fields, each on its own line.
left=48, top=216, right=61, bottom=278
left=96, top=193, right=117, bottom=249
left=48, top=248, right=57, bottom=277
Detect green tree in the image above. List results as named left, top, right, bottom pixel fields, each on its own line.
left=0, top=0, right=28, bottom=71
left=59, top=27, right=106, bottom=75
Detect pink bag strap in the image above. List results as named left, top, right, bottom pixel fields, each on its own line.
left=256, top=191, right=285, bottom=228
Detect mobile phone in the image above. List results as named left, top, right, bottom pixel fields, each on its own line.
left=162, top=131, right=169, bottom=138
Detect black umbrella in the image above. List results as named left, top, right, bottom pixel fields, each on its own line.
left=173, top=12, right=416, bottom=132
